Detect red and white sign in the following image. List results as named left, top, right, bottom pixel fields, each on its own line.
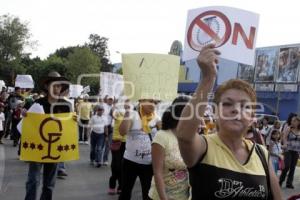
left=183, top=6, right=259, bottom=65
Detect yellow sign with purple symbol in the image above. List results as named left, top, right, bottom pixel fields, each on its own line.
left=20, top=112, right=79, bottom=163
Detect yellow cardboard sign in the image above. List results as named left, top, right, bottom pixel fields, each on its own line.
left=20, top=112, right=79, bottom=163
left=122, top=53, right=180, bottom=101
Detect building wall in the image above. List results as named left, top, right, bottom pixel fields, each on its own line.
left=181, top=58, right=300, bottom=121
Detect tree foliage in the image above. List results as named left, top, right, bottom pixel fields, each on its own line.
left=86, top=34, right=114, bottom=72
left=0, top=14, right=34, bottom=84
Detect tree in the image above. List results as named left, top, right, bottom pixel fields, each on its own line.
left=65, top=47, right=101, bottom=94
left=86, top=34, right=114, bottom=72
left=0, top=14, right=35, bottom=84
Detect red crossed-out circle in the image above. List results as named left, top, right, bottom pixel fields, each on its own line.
left=187, top=10, right=232, bottom=51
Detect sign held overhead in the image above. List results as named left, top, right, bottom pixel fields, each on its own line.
left=183, top=6, right=259, bottom=65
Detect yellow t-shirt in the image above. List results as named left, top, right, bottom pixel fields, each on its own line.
left=78, top=102, right=92, bottom=120
left=112, top=112, right=126, bottom=142
left=188, top=134, right=269, bottom=199
left=148, top=130, right=190, bottom=200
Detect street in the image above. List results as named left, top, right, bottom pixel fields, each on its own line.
left=0, top=138, right=299, bottom=200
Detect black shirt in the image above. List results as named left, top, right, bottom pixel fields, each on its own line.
left=35, top=97, right=72, bottom=114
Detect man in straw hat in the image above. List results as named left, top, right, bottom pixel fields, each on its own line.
left=24, top=71, right=73, bottom=200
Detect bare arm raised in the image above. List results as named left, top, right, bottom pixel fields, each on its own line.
left=176, top=44, right=220, bottom=167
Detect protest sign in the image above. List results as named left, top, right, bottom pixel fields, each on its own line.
left=0, top=80, right=5, bottom=89
left=100, top=72, right=124, bottom=99
left=122, top=53, right=180, bottom=101
left=15, top=75, right=34, bottom=88
left=183, top=6, right=259, bottom=65
left=69, top=84, right=83, bottom=98
left=20, top=112, right=79, bottom=163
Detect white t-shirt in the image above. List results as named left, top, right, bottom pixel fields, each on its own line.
left=89, top=114, right=107, bottom=134
left=260, top=125, right=271, bottom=136
left=103, top=103, right=113, bottom=126
left=124, top=110, right=160, bottom=165
left=0, top=112, right=5, bottom=131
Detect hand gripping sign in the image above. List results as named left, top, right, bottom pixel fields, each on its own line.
left=183, top=6, right=259, bottom=65
left=20, top=113, right=79, bottom=163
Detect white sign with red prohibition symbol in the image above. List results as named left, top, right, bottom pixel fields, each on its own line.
left=183, top=6, right=259, bottom=65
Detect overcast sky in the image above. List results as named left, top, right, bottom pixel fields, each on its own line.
left=1, top=0, right=300, bottom=63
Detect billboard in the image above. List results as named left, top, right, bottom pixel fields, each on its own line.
left=237, top=63, right=254, bottom=82
left=276, top=47, right=300, bottom=83
left=254, top=48, right=277, bottom=82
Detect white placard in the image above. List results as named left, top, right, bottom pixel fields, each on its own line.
left=15, top=75, right=34, bottom=88
left=82, top=85, right=90, bottom=94
left=100, top=72, right=124, bottom=99
left=69, top=84, right=83, bottom=98
left=183, top=6, right=259, bottom=65
left=0, top=80, right=5, bottom=89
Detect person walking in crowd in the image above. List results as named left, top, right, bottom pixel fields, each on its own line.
left=148, top=96, right=191, bottom=200
left=24, top=71, right=72, bottom=200
left=176, top=44, right=282, bottom=199
left=12, top=100, right=23, bottom=147
left=268, top=129, right=283, bottom=176
left=89, top=105, right=108, bottom=168
left=108, top=99, right=129, bottom=195
left=4, top=87, right=24, bottom=139
left=103, top=95, right=114, bottom=166
left=245, top=119, right=265, bottom=145
left=280, top=115, right=300, bottom=189
left=77, top=95, right=92, bottom=144
left=265, top=120, right=281, bottom=147
left=260, top=117, right=271, bottom=142
left=0, top=103, right=5, bottom=144
left=281, top=113, right=297, bottom=135
left=118, top=99, right=161, bottom=200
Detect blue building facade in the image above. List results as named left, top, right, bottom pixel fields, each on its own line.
left=178, top=57, right=300, bottom=121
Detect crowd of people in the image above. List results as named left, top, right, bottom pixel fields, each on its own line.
left=0, top=46, right=300, bottom=200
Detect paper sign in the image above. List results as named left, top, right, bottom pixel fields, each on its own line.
left=69, top=84, right=83, bottom=98
left=7, top=87, right=14, bottom=93
left=0, top=80, right=5, bottom=89
left=122, top=53, right=180, bottom=101
left=20, top=112, right=79, bottom=163
left=15, top=75, right=34, bottom=88
left=82, top=85, right=90, bottom=94
left=183, top=6, right=259, bottom=65
left=100, top=72, right=124, bottom=99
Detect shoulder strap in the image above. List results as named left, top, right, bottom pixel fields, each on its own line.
left=255, top=144, right=273, bottom=200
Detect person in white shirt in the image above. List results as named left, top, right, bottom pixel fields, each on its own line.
left=103, top=95, right=114, bottom=165
left=0, top=104, right=5, bottom=144
left=89, top=105, right=108, bottom=168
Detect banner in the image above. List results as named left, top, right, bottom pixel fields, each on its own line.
left=183, top=6, right=259, bottom=65
left=69, top=84, right=83, bottom=98
left=20, top=113, right=79, bottom=163
left=275, top=84, right=298, bottom=92
left=236, top=63, right=254, bottom=82
left=100, top=72, right=124, bottom=99
left=122, top=53, right=180, bottom=101
left=255, top=84, right=274, bottom=91
left=276, top=47, right=300, bottom=83
left=15, top=75, right=34, bottom=88
left=254, top=48, right=277, bottom=82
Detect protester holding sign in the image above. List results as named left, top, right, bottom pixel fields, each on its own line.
left=176, top=44, right=282, bottom=199
left=118, top=99, right=161, bottom=200
left=24, top=71, right=73, bottom=200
